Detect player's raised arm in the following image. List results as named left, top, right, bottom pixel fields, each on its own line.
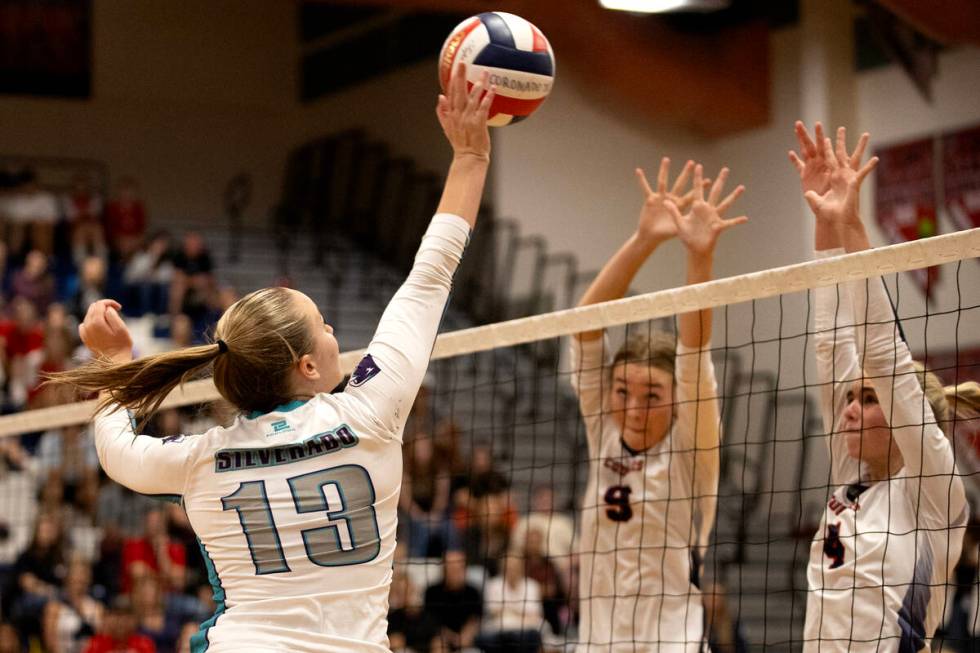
left=55, top=300, right=201, bottom=496
left=574, top=157, right=696, bottom=341
left=343, top=64, right=494, bottom=438
left=663, top=165, right=744, bottom=460
left=794, top=122, right=868, bottom=484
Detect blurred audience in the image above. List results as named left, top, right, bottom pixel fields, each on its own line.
left=11, top=251, right=55, bottom=315
left=402, top=434, right=455, bottom=558
left=6, top=170, right=59, bottom=257
left=424, top=550, right=482, bottom=652
left=105, top=177, right=147, bottom=261
left=121, top=509, right=186, bottom=595
left=63, top=173, right=106, bottom=267
left=168, top=232, right=214, bottom=323
left=476, top=552, right=543, bottom=653
left=82, top=595, right=155, bottom=653
left=123, top=233, right=173, bottom=316
left=68, top=257, right=107, bottom=324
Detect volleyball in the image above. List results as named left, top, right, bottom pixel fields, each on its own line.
left=439, top=12, right=555, bottom=127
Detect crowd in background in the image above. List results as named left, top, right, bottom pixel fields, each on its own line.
left=0, top=169, right=976, bottom=653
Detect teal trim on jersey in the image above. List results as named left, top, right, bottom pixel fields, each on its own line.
left=190, top=540, right=226, bottom=653
left=140, top=493, right=183, bottom=505
left=247, top=398, right=309, bottom=420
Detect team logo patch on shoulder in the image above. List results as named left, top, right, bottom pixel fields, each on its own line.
left=349, top=354, right=382, bottom=387
left=161, top=434, right=186, bottom=445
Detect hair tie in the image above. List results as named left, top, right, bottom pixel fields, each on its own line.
left=216, top=339, right=229, bottom=355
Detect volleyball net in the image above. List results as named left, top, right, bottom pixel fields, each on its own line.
left=0, top=228, right=977, bottom=651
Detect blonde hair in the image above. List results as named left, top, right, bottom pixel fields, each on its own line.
left=610, top=331, right=676, bottom=378
left=946, top=380, right=980, bottom=422
left=50, top=287, right=314, bottom=421
left=911, top=361, right=950, bottom=428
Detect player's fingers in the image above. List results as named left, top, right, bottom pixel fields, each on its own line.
left=451, top=63, right=467, bottom=110
left=656, top=157, right=670, bottom=194
left=822, top=137, right=837, bottom=169
left=106, top=307, right=127, bottom=335
left=795, top=121, right=817, bottom=157
left=477, top=86, right=495, bottom=119
left=635, top=168, right=655, bottom=198
left=708, top=167, right=729, bottom=205
left=671, top=160, right=695, bottom=196
left=855, top=156, right=879, bottom=184
left=663, top=199, right=683, bottom=227
left=850, top=132, right=870, bottom=169
left=693, top=164, right=705, bottom=202
left=716, top=185, right=745, bottom=215
left=814, top=122, right=826, bottom=154
left=804, top=190, right=822, bottom=213
left=789, top=150, right=805, bottom=173
left=720, top=215, right=749, bottom=231
left=466, top=72, right=487, bottom=111
left=835, top=127, right=850, bottom=166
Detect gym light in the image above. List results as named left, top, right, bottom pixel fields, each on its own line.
left=599, top=0, right=729, bottom=13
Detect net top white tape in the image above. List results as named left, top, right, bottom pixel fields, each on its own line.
left=2, top=228, right=977, bottom=438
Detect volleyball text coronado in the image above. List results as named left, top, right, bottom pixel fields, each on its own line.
left=439, top=12, right=555, bottom=127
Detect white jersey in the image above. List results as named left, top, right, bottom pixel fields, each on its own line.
left=93, top=214, right=471, bottom=653
left=570, top=334, right=720, bottom=653
left=804, top=248, right=968, bottom=652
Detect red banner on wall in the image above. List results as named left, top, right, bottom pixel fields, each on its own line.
left=943, top=124, right=980, bottom=232
left=874, top=137, right=939, bottom=299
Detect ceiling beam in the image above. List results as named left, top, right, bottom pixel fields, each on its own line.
left=875, top=0, right=980, bottom=46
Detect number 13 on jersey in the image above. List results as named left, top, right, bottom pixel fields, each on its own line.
left=221, top=464, right=381, bottom=574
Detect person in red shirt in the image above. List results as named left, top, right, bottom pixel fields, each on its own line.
left=121, top=509, right=186, bottom=595
left=105, top=177, right=147, bottom=261
left=83, top=596, right=155, bottom=653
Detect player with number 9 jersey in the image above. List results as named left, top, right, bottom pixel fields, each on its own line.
left=54, top=65, right=496, bottom=653
left=569, top=159, right=747, bottom=652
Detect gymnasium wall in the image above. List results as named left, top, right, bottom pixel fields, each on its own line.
left=0, top=0, right=295, bottom=228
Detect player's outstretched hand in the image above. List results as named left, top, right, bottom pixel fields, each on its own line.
left=801, top=127, right=878, bottom=228
left=664, top=164, right=747, bottom=258
left=633, top=158, right=703, bottom=247
left=79, top=299, right=133, bottom=363
left=437, top=63, right=495, bottom=161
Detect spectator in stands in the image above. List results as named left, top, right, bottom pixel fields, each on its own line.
left=477, top=552, right=544, bottom=653
left=0, top=242, right=11, bottom=298
left=82, top=595, right=155, bottom=653
left=123, top=233, right=173, bottom=316
left=387, top=568, right=439, bottom=653
left=0, top=297, right=45, bottom=408
left=168, top=232, right=214, bottom=323
left=105, top=177, right=147, bottom=261
left=121, top=509, right=186, bottom=595
left=402, top=434, right=455, bottom=558
left=166, top=315, right=194, bottom=350
left=466, top=443, right=508, bottom=500
left=0, top=622, right=22, bottom=653
left=26, top=325, right=75, bottom=410
left=63, top=173, right=106, bottom=267
left=511, top=485, right=574, bottom=583
left=69, top=257, right=107, bottom=324
left=132, top=574, right=198, bottom=653
left=42, top=557, right=104, bottom=653
left=6, top=169, right=59, bottom=257
left=0, top=438, right=40, bottom=570
left=8, top=512, right=67, bottom=639
left=424, top=550, right=482, bottom=652
left=10, top=250, right=55, bottom=315
left=520, top=526, right=568, bottom=637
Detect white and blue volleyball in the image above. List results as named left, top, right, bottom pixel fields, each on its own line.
left=439, top=12, right=555, bottom=127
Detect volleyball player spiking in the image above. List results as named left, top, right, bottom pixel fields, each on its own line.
left=570, top=159, right=747, bottom=652
left=791, top=121, right=968, bottom=652
left=53, top=65, right=495, bottom=653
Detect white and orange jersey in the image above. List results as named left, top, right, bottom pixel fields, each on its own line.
left=569, top=333, right=720, bottom=653
left=804, top=248, right=968, bottom=652
left=93, top=214, right=470, bottom=653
